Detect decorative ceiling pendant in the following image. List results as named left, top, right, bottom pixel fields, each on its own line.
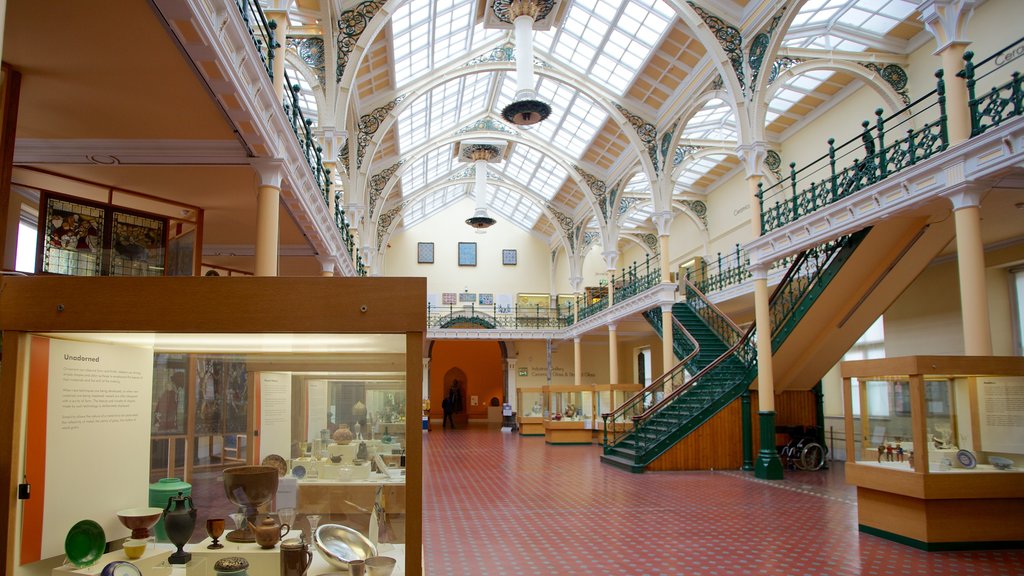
left=495, top=0, right=555, bottom=126
left=457, top=142, right=507, bottom=230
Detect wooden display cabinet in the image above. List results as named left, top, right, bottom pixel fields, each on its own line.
left=543, top=385, right=594, bottom=444
left=517, top=386, right=545, bottom=436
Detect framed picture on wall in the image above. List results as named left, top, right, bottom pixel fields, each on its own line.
left=458, top=242, right=477, bottom=266
left=417, top=242, right=434, bottom=263
left=502, top=249, right=517, bottom=265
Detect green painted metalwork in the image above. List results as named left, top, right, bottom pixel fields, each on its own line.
left=962, top=38, right=1024, bottom=137
left=427, top=303, right=574, bottom=330
left=288, top=37, right=326, bottom=88
left=755, top=411, right=784, bottom=479
left=757, top=70, right=948, bottom=235
left=333, top=190, right=356, bottom=263
left=235, top=0, right=277, bottom=81
left=611, top=255, right=661, bottom=303
left=614, top=104, right=660, bottom=173
left=336, top=0, right=386, bottom=82
left=741, top=392, right=753, bottom=471
left=281, top=69, right=331, bottom=205
left=687, top=1, right=744, bottom=92
left=601, top=233, right=861, bottom=471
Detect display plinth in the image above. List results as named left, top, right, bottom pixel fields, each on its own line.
left=544, top=420, right=592, bottom=444
left=518, top=416, right=544, bottom=436
left=52, top=544, right=174, bottom=575
left=189, top=535, right=406, bottom=576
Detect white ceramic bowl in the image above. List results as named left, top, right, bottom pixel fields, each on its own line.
left=314, top=524, right=377, bottom=571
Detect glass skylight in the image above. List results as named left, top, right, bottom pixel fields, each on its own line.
left=399, top=145, right=455, bottom=196
left=402, top=184, right=466, bottom=228
left=488, top=184, right=544, bottom=229
left=675, top=153, right=728, bottom=189
left=764, top=69, right=835, bottom=123
left=681, top=99, right=736, bottom=141
left=621, top=202, right=653, bottom=229
left=494, top=145, right=569, bottom=201
left=495, top=76, right=608, bottom=160
left=785, top=0, right=917, bottom=51
left=391, top=0, right=502, bottom=87
left=623, top=171, right=650, bottom=194
left=396, top=73, right=493, bottom=153
left=534, top=0, right=674, bottom=96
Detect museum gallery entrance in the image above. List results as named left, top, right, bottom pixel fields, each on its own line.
left=429, top=340, right=505, bottom=427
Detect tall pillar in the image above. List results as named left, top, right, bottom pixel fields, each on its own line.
left=602, top=250, right=618, bottom=306
left=652, top=210, right=673, bottom=282
left=947, top=185, right=993, bottom=355
left=252, top=159, right=283, bottom=277
left=920, top=0, right=977, bottom=144
left=574, top=337, right=582, bottom=387
left=570, top=275, right=582, bottom=324
left=608, top=324, right=619, bottom=385
left=752, top=265, right=783, bottom=479
left=265, top=10, right=288, bottom=98
left=506, top=358, right=518, bottom=406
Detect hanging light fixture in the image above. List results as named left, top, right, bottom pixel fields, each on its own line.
left=494, top=0, right=556, bottom=126
left=461, top=143, right=503, bottom=230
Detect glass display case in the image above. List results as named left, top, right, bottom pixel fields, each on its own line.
left=595, top=384, right=642, bottom=431
left=542, top=385, right=594, bottom=444
left=0, top=276, right=425, bottom=575
left=841, top=356, right=1024, bottom=550
left=516, top=387, right=545, bottom=436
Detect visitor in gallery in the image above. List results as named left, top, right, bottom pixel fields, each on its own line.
left=441, top=395, right=454, bottom=429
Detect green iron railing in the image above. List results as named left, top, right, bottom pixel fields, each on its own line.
left=684, top=247, right=794, bottom=295
left=962, top=37, right=1024, bottom=137
left=602, top=314, right=700, bottom=449
left=235, top=0, right=276, bottom=80
left=282, top=68, right=330, bottom=204
left=611, top=255, right=661, bottom=302
left=642, top=307, right=699, bottom=366
left=427, top=303, right=574, bottom=330
left=758, top=70, right=948, bottom=234
left=603, top=233, right=860, bottom=462
left=576, top=294, right=609, bottom=321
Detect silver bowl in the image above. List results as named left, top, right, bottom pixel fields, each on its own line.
left=314, top=524, right=377, bottom=571
left=989, top=456, right=1014, bottom=470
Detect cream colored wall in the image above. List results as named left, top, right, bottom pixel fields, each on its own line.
left=580, top=244, right=609, bottom=288
left=618, top=239, right=654, bottom=273
left=667, top=211, right=708, bottom=269
left=512, top=337, right=609, bottom=386
left=384, top=198, right=553, bottom=297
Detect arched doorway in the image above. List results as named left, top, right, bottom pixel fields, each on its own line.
left=429, top=341, right=505, bottom=427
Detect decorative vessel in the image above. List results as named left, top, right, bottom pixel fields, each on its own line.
left=64, top=519, right=105, bottom=567
left=222, top=465, right=279, bottom=542
left=249, top=513, right=290, bottom=549
left=206, top=517, right=225, bottom=549
left=989, top=455, right=1014, bottom=470
left=333, top=424, right=354, bottom=445
left=148, top=477, right=191, bottom=542
left=314, top=524, right=377, bottom=571
left=281, top=536, right=314, bottom=576
left=213, top=556, right=250, bottom=575
left=100, top=560, right=143, bottom=576
left=365, top=555, right=397, bottom=576
left=356, top=441, right=370, bottom=462
left=261, top=454, right=288, bottom=477
left=122, top=538, right=149, bottom=560
left=116, top=507, right=163, bottom=540
left=163, top=491, right=197, bottom=564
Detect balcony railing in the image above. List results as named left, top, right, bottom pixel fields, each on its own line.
left=282, top=68, right=330, bottom=204
left=235, top=0, right=276, bottom=80
left=428, top=303, right=574, bottom=330
left=962, top=37, right=1024, bottom=137
left=758, top=70, right=948, bottom=234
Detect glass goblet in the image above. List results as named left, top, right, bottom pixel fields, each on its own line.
left=278, top=507, right=296, bottom=533
left=229, top=511, right=246, bottom=531
left=205, top=518, right=225, bottom=549
left=306, top=515, right=321, bottom=540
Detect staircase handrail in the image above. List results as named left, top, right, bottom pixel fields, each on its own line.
left=681, top=276, right=744, bottom=342
left=630, top=246, right=815, bottom=429
left=601, top=314, right=700, bottom=448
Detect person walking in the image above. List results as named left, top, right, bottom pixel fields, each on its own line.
left=441, top=394, right=455, bottom=429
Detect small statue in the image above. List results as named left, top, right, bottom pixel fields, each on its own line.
left=531, top=400, right=542, bottom=416
left=877, top=444, right=885, bottom=463
left=896, top=443, right=904, bottom=462
left=886, top=444, right=895, bottom=462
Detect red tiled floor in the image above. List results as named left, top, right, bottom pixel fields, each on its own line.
left=423, top=425, right=1024, bottom=576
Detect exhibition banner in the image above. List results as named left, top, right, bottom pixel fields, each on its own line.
left=259, top=372, right=292, bottom=461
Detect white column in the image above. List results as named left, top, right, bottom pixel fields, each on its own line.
left=317, top=257, right=335, bottom=277
left=661, top=304, right=674, bottom=385
left=574, top=337, right=582, bottom=387
left=752, top=266, right=774, bottom=412
left=608, top=324, right=619, bottom=385
left=652, top=210, right=673, bottom=282
left=514, top=15, right=535, bottom=98
left=603, top=249, right=618, bottom=306
left=920, top=0, right=977, bottom=145
left=506, top=358, right=518, bottom=407
left=947, top=185, right=993, bottom=355
left=252, top=159, right=283, bottom=277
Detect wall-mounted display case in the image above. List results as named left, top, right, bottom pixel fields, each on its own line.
left=841, top=356, right=1024, bottom=550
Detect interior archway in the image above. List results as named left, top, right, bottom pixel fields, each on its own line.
left=429, top=340, right=505, bottom=427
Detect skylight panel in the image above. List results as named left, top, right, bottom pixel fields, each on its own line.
left=543, top=0, right=672, bottom=96
left=623, top=171, right=650, bottom=194
left=403, top=184, right=466, bottom=228
left=488, top=184, right=543, bottom=228
left=496, top=146, right=568, bottom=200
left=676, top=154, right=727, bottom=187
left=390, top=0, right=499, bottom=87
left=681, top=99, right=736, bottom=141
left=622, top=203, right=653, bottom=229
left=785, top=0, right=918, bottom=50
left=400, top=145, right=454, bottom=195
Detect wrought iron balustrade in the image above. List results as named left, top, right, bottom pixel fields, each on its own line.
left=962, top=37, right=1024, bottom=137
left=234, top=0, right=276, bottom=80
left=282, top=68, right=330, bottom=204
left=428, top=303, right=573, bottom=330
left=758, top=71, right=948, bottom=234
left=610, top=255, right=661, bottom=303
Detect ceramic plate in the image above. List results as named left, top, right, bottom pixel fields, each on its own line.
left=100, top=561, right=143, bottom=576
left=292, top=464, right=306, bottom=479
left=65, top=519, right=106, bottom=567
left=956, top=449, right=977, bottom=469
left=262, top=454, right=288, bottom=477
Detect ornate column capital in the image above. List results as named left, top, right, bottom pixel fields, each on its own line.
left=750, top=263, right=769, bottom=280
left=251, top=158, right=284, bottom=189
left=919, top=0, right=977, bottom=53
left=651, top=210, right=673, bottom=236
left=735, top=142, right=768, bottom=179
left=943, top=182, right=992, bottom=210
left=601, top=249, right=619, bottom=271
left=569, top=275, right=583, bottom=293
left=316, top=256, right=336, bottom=276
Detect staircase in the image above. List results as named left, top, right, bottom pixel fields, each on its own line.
left=601, top=230, right=869, bottom=472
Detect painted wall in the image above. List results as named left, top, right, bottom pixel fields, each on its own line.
left=428, top=340, right=504, bottom=420
left=385, top=197, right=552, bottom=299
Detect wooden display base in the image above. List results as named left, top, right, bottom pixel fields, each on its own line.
left=847, top=462, right=1024, bottom=549
left=518, top=416, right=544, bottom=436
left=544, top=420, right=592, bottom=444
